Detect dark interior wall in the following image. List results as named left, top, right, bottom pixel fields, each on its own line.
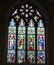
left=0, top=0, right=54, bottom=65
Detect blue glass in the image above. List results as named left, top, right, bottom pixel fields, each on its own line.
left=37, top=51, right=45, bottom=63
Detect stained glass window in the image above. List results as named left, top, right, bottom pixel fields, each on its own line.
left=37, top=19, right=45, bottom=64
left=7, top=3, right=46, bottom=64
left=7, top=19, right=16, bottom=63
left=27, top=19, right=35, bottom=63
left=17, top=19, right=26, bottom=63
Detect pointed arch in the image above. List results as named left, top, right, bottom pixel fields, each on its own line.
left=6, top=0, right=49, bottom=64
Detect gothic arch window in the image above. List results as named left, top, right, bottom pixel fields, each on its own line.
left=7, top=3, right=46, bottom=64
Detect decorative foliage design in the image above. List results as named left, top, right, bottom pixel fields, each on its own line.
left=15, top=15, right=20, bottom=21
left=19, top=4, right=34, bottom=18
left=34, top=16, right=39, bottom=22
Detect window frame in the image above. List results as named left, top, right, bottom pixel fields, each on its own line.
left=5, top=0, right=49, bottom=65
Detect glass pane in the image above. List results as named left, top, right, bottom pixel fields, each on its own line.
left=7, top=19, right=16, bottom=63
left=28, top=27, right=35, bottom=34
left=27, top=35, right=35, bottom=50
left=19, top=3, right=34, bottom=19
left=27, top=51, right=35, bottom=63
left=37, top=51, right=45, bottom=63
left=37, top=19, right=45, bottom=64
left=18, top=27, right=25, bottom=34
left=7, top=50, right=15, bottom=63
left=27, top=19, right=35, bottom=63
left=17, top=50, right=25, bottom=63
left=18, top=35, right=25, bottom=50
left=17, top=19, right=26, bottom=63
